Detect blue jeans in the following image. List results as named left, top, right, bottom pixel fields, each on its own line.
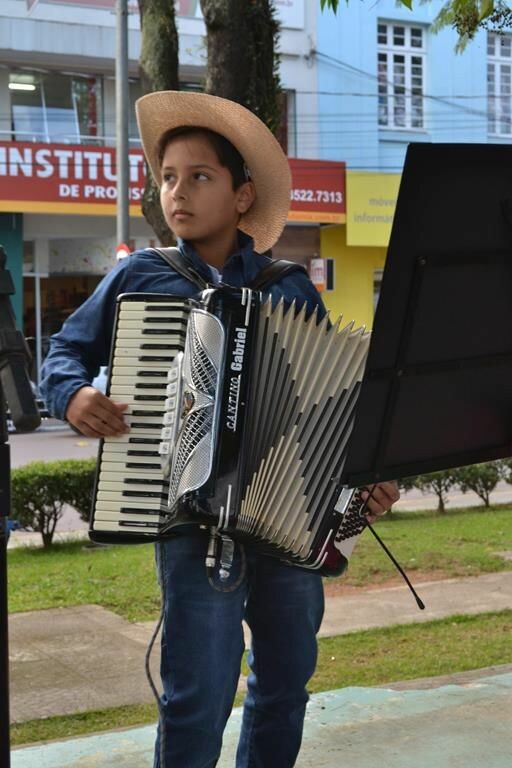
left=153, top=531, right=324, bottom=768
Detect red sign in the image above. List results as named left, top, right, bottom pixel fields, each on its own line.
left=0, top=141, right=146, bottom=216
left=288, top=158, right=346, bottom=224
left=0, top=141, right=346, bottom=223
left=27, top=0, right=139, bottom=10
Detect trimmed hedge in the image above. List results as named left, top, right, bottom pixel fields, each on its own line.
left=11, top=458, right=97, bottom=547
left=9, top=457, right=512, bottom=547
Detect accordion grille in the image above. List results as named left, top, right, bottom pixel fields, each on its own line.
left=189, top=311, right=219, bottom=394
left=167, top=309, right=224, bottom=510
left=168, top=408, right=213, bottom=508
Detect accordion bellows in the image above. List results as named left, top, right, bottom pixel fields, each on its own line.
left=234, top=298, right=369, bottom=556
left=90, top=288, right=371, bottom=575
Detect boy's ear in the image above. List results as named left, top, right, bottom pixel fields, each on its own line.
left=236, top=181, right=256, bottom=213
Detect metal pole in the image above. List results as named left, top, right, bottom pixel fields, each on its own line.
left=34, top=274, right=42, bottom=387
left=116, top=0, right=130, bottom=246
left=0, top=390, right=11, bottom=768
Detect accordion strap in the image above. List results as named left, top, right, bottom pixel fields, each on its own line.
left=151, top=247, right=209, bottom=290
left=247, top=259, right=308, bottom=290
left=151, top=247, right=307, bottom=292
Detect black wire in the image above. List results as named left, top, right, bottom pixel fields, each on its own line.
left=361, top=484, right=426, bottom=611
left=366, top=521, right=425, bottom=610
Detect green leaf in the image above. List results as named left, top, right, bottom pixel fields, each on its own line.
left=479, top=0, right=495, bottom=21
left=320, top=0, right=340, bottom=12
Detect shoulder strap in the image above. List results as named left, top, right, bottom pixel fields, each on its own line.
left=248, top=259, right=308, bottom=291
left=151, top=246, right=208, bottom=290
left=151, top=247, right=307, bottom=293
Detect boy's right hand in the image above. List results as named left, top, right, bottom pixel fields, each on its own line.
left=65, top=386, right=130, bottom=438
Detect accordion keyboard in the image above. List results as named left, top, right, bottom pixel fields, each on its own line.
left=91, top=296, right=189, bottom=540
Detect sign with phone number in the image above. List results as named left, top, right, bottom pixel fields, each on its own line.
left=288, top=158, right=346, bottom=224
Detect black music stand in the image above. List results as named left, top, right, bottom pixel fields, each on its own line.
left=0, top=246, right=40, bottom=768
left=341, top=143, right=512, bottom=488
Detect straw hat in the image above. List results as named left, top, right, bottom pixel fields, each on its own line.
left=135, top=90, right=291, bottom=253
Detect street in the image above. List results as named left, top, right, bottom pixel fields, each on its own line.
left=9, top=425, right=99, bottom=468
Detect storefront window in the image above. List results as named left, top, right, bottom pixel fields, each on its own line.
left=23, top=241, right=35, bottom=273
left=10, top=70, right=102, bottom=143
left=23, top=273, right=102, bottom=382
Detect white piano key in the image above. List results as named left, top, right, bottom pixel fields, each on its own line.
left=95, top=490, right=166, bottom=506
left=92, top=520, right=162, bottom=533
left=99, top=432, right=161, bottom=445
left=111, top=359, right=178, bottom=370
left=101, top=451, right=162, bottom=465
left=100, top=442, right=160, bottom=455
left=94, top=509, right=166, bottom=523
left=110, top=377, right=168, bottom=388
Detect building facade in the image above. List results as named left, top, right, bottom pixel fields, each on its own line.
left=316, top=1, right=508, bottom=328
left=1, top=0, right=345, bottom=383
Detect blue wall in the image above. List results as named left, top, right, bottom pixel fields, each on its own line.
left=0, top=213, right=23, bottom=329
left=316, top=0, right=494, bottom=172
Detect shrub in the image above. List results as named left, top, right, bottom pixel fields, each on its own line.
left=398, top=460, right=508, bottom=512
left=59, top=458, right=98, bottom=522
left=499, top=458, right=512, bottom=486
left=11, top=459, right=97, bottom=547
left=410, top=469, right=457, bottom=513
left=452, top=462, right=504, bottom=507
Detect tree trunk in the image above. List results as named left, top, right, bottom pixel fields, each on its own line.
left=200, top=0, right=282, bottom=132
left=137, top=0, right=282, bottom=243
left=138, top=0, right=179, bottom=245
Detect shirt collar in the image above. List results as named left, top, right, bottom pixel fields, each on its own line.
left=177, top=230, right=271, bottom=287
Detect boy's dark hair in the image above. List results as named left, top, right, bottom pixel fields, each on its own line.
left=157, top=126, right=248, bottom=190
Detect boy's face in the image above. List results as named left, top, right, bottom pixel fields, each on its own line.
left=159, top=133, right=255, bottom=258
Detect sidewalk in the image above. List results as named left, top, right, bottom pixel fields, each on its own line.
left=11, top=666, right=512, bottom=768
left=8, top=571, right=512, bottom=766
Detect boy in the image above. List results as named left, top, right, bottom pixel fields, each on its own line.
left=40, top=91, right=399, bottom=767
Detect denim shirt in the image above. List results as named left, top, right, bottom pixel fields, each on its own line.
left=39, top=231, right=326, bottom=420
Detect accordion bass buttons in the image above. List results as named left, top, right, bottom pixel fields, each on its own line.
left=159, top=353, right=184, bottom=477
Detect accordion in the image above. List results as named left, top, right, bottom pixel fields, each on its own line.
left=90, top=287, right=371, bottom=576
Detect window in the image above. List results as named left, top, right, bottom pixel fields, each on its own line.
left=488, top=32, right=512, bottom=136
left=377, top=22, right=425, bottom=130
left=128, top=81, right=203, bottom=144
left=9, top=71, right=102, bottom=143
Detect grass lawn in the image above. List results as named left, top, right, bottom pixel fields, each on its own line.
left=8, top=507, right=512, bottom=747
left=11, top=609, right=512, bottom=747
left=8, top=506, right=512, bottom=622
left=332, top=504, right=512, bottom=587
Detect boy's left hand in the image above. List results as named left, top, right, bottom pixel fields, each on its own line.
left=360, top=481, right=400, bottom=524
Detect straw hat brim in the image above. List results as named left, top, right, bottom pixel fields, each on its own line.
left=135, top=91, right=291, bottom=253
